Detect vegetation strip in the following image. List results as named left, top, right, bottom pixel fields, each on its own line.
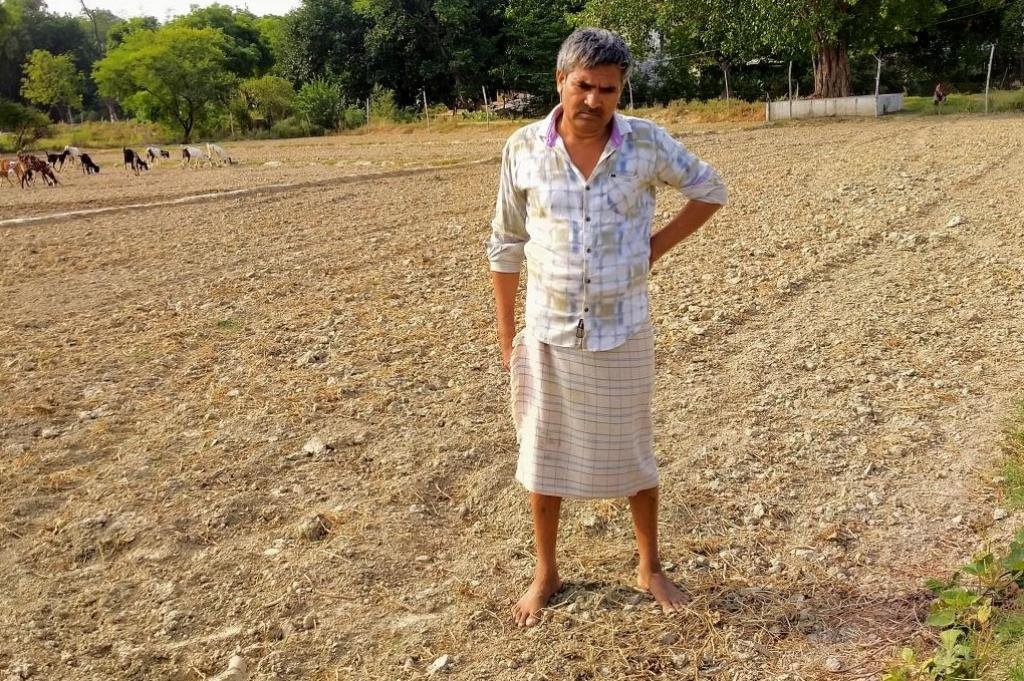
left=883, top=402, right=1024, bottom=680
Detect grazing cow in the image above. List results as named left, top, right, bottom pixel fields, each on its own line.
left=122, top=147, right=149, bottom=175
left=62, top=145, right=82, bottom=166
left=181, top=145, right=211, bottom=167
left=206, top=143, right=233, bottom=166
left=145, top=146, right=170, bottom=163
left=80, top=153, right=100, bottom=174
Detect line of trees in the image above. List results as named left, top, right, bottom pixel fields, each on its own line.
left=1, top=0, right=1022, bottom=143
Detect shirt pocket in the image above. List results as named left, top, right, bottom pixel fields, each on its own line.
left=603, top=172, right=648, bottom=220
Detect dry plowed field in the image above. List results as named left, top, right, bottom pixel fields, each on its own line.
left=2, top=115, right=1023, bottom=680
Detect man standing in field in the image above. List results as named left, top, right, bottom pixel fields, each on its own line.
left=486, top=27, right=728, bottom=627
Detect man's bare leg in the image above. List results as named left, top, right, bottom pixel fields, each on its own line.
left=512, top=492, right=564, bottom=627
left=629, top=486, right=687, bottom=613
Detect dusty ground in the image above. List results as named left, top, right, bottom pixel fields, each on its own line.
left=1, top=114, right=1023, bottom=681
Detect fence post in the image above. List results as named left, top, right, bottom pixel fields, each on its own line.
left=366, top=97, right=370, bottom=128
left=481, top=85, right=490, bottom=125
left=874, top=55, right=883, bottom=117
left=788, top=61, right=793, bottom=119
left=985, top=43, right=996, bottom=114
left=422, top=89, right=430, bottom=129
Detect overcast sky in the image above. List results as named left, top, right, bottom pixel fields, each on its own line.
left=46, top=0, right=300, bottom=20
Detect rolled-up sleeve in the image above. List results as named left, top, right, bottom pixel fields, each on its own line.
left=653, top=125, right=727, bottom=205
left=485, top=140, right=529, bottom=273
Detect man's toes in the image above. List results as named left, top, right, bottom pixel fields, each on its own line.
left=524, top=613, right=540, bottom=627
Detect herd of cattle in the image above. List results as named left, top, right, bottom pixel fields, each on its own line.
left=2, top=143, right=236, bottom=189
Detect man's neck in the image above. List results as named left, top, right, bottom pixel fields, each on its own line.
left=557, top=113, right=612, bottom=148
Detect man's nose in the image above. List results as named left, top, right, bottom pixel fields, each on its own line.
left=584, top=90, right=600, bottom=108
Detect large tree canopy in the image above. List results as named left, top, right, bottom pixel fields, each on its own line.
left=93, top=26, right=235, bottom=141
left=170, top=4, right=273, bottom=78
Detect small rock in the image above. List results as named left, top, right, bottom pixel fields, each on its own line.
left=867, top=492, right=883, bottom=507
left=302, top=514, right=332, bottom=541
left=427, top=654, right=449, bottom=675
left=209, top=654, right=249, bottom=681
left=300, top=613, right=318, bottom=630
left=302, top=436, right=329, bottom=457
left=409, top=504, right=427, bottom=514
left=824, top=656, right=843, bottom=673
left=227, top=389, right=240, bottom=397
left=296, top=349, right=328, bottom=366
left=994, top=508, right=1008, bottom=521
left=263, top=547, right=282, bottom=557
left=40, top=428, right=58, bottom=439
left=950, top=515, right=963, bottom=526
left=263, top=161, right=282, bottom=167
left=945, top=215, right=965, bottom=228
left=415, top=555, right=431, bottom=563
left=659, top=632, right=679, bottom=646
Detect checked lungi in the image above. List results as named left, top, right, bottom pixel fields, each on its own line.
left=509, top=321, right=659, bottom=499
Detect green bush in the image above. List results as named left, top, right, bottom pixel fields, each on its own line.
left=296, top=78, right=343, bottom=129
left=368, top=84, right=398, bottom=123
left=0, top=100, right=52, bottom=151
left=340, top=105, right=365, bottom=129
left=270, top=116, right=323, bottom=138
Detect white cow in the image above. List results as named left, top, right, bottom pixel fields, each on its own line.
left=181, top=145, right=211, bottom=168
left=206, top=143, right=233, bottom=166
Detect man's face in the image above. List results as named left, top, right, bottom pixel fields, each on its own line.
left=556, top=65, right=624, bottom=136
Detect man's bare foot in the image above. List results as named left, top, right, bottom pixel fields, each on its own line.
left=512, top=573, right=563, bottom=627
left=638, top=569, right=687, bottom=614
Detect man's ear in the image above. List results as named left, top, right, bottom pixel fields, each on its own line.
left=555, top=70, right=565, bottom=95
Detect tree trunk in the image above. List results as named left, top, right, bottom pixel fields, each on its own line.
left=720, top=60, right=732, bottom=100
left=813, top=38, right=852, bottom=98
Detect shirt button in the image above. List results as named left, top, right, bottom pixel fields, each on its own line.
left=585, top=185, right=590, bottom=190
left=584, top=307, right=589, bottom=312
left=585, top=217, right=591, bottom=222
left=586, top=248, right=592, bottom=253
left=585, top=278, right=591, bottom=283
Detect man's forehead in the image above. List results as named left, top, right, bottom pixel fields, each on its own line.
left=561, top=66, right=623, bottom=86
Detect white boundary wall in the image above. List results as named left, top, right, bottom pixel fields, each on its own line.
left=767, top=94, right=903, bottom=120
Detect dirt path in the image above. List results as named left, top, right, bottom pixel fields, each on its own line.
left=1, top=115, right=1022, bottom=680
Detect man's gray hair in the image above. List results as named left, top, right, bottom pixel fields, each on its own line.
left=556, top=28, right=632, bottom=79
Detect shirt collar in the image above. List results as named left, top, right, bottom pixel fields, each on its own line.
left=541, top=104, right=631, bottom=149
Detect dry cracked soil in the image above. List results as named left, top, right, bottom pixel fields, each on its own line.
left=1, top=113, right=1023, bottom=680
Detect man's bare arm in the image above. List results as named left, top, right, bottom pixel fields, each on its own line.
left=650, top=199, right=722, bottom=267
left=491, top=271, right=520, bottom=369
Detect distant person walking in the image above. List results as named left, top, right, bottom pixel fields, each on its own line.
left=485, top=27, right=728, bottom=628
left=933, top=82, right=947, bottom=111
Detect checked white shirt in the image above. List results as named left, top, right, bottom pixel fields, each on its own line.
left=486, top=105, right=728, bottom=351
